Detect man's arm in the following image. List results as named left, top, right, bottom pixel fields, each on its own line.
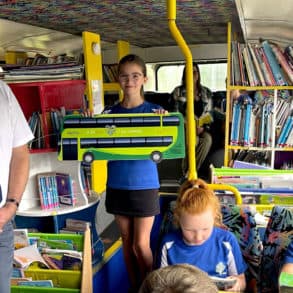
left=0, top=144, right=30, bottom=229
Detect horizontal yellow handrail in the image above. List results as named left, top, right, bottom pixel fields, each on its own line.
left=208, top=184, right=243, bottom=205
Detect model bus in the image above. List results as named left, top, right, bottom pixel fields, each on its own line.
left=58, top=112, right=185, bottom=163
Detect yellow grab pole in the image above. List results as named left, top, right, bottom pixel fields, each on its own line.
left=209, top=184, right=242, bottom=205
left=167, top=0, right=197, bottom=180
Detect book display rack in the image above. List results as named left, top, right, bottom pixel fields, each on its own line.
left=224, top=23, right=293, bottom=169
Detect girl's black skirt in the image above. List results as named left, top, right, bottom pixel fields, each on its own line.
left=105, top=188, right=160, bottom=217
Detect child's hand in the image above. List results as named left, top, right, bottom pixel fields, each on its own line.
left=152, top=108, right=168, bottom=114
left=225, top=275, right=244, bottom=292
left=82, top=109, right=93, bottom=117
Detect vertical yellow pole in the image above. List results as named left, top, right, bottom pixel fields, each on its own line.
left=82, top=31, right=107, bottom=194
left=224, top=22, right=231, bottom=167
left=167, top=0, right=197, bottom=180
left=82, top=31, right=104, bottom=114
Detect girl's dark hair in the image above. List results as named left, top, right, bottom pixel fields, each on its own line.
left=118, top=54, right=147, bottom=77
left=181, top=62, right=202, bottom=93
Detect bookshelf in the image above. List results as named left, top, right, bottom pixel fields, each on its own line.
left=8, top=78, right=102, bottom=264
left=8, top=80, right=86, bottom=152
left=11, top=228, right=93, bottom=292
left=224, top=23, right=293, bottom=169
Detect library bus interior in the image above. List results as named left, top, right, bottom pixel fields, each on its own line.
left=0, top=1, right=292, bottom=292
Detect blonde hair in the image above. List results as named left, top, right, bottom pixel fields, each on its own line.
left=174, top=179, right=222, bottom=227
left=139, top=264, right=218, bottom=293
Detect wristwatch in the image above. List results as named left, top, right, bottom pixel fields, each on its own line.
left=6, top=198, right=19, bottom=208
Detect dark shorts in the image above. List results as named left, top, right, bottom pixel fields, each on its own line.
left=105, top=188, right=160, bottom=217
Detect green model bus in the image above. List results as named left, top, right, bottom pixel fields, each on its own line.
left=58, top=112, right=185, bottom=163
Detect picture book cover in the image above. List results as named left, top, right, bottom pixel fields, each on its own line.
left=17, top=280, right=54, bottom=287
left=14, top=229, right=29, bottom=249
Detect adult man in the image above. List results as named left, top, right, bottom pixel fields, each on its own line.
left=0, top=80, right=34, bottom=293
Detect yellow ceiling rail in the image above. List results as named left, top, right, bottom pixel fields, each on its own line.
left=167, top=0, right=197, bottom=180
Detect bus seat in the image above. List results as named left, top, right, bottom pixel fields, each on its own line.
left=221, top=205, right=263, bottom=292
left=260, top=206, right=293, bottom=293
left=144, top=91, right=176, bottom=112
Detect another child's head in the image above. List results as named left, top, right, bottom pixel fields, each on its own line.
left=174, top=179, right=222, bottom=245
left=118, top=54, right=147, bottom=97
left=139, top=263, right=218, bottom=293
left=181, top=61, right=201, bottom=89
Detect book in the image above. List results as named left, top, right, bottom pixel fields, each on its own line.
left=262, top=40, right=287, bottom=86
left=17, top=280, right=54, bottom=287
left=14, top=244, right=49, bottom=269
left=37, top=172, right=75, bottom=209
left=12, top=267, right=25, bottom=278
left=195, top=112, right=213, bottom=128
left=209, top=276, right=237, bottom=290
left=42, top=253, right=63, bottom=270
left=254, top=46, right=274, bottom=86
left=259, top=46, right=276, bottom=85
left=55, top=172, right=75, bottom=206
left=14, top=229, right=29, bottom=249
left=248, top=43, right=266, bottom=86
left=37, top=237, right=75, bottom=250
left=270, top=42, right=293, bottom=84
left=231, top=41, right=242, bottom=85
left=242, top=46, right=258, bottom=86
left=10, top=277, right=32, bottom=286
left=62, top=253, right=82, bottom=270
left=65, top=218, right=91, bottom=231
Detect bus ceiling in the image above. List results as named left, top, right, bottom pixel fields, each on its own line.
left=0, top=0, right=292, bottom=62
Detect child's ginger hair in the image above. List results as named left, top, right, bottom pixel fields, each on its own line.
left=174, top=178, right=222, bottom=227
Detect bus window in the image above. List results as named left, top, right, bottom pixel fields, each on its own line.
left=146, top=62, right=227, bottom=93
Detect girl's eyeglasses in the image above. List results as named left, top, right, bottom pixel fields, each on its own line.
left=119, top=73, right=143, bottom=82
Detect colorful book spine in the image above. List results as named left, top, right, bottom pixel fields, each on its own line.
left=262, top=40, right=288, bottom=86
left=242, top=47, right=255, bottom=86
left=38, top=176, right=49, bottom=209
left=248, top=43, right=266, bottom=86
left=243, top=103, right=252, bottom=146
left=277, top=116, right=293, bottom=147
left=285, top=126, right=293, bottom=147
left=254, top=46, right=273, bottom=86
left=249, top=110, right=256, bottom=146
left=231, top=41, right=241, bottom=85
left=230, top=102, right=241, bottom=145
left=270, top=42, right=293, bottom=84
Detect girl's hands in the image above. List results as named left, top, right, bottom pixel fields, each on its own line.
left=82, top=109, right=93, bottom=117
left=152, top=109, right=168, bottom=114
left=225, top=275, right=245, bottom=292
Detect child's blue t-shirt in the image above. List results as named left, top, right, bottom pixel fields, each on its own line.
left=157, top=227, right=247, bottom=278
left=105, top=101, right=162, bottom=190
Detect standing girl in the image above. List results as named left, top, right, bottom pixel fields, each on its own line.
left=157, top=178, right=247, bottom=292
left=104, top=54, right=167, bottom=291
